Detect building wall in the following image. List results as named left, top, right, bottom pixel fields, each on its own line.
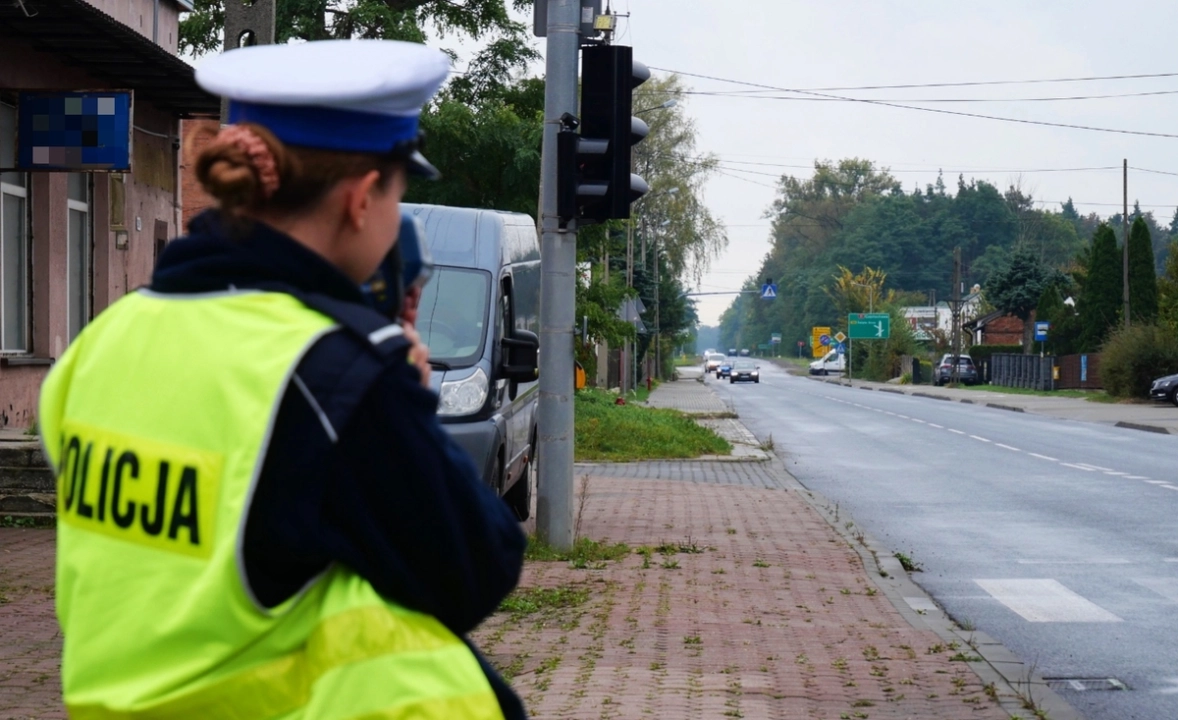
left=84, top=0, right=183, bottom=54
left=180, top=118, right=221, bottom=231
left=981, top=315, right=1024, bottom=346
left=0, top=13, right=183, bottom=428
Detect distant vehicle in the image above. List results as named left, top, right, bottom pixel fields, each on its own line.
left=704, top=352, right=726, bottom=373
left=1149, top=373, right=1178, bottom=406
left=739, top=348, right=751, bottom=356
left=809, top=349, right=845, bottom=376
left=702, top=348, right=717, bottom=357
left=935, top=355, right=979, bottom=386
left=727, top=348, right=738, bottom=356
left=730, top=358, right=760, bottom=384
left=717, top=358, right=733, bottom=379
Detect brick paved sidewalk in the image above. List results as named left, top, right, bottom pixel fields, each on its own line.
left=0, top=528, right=62, bottom=720
left=485, top=476, right=1013, bottom=720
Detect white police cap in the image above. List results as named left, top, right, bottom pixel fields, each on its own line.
left=196, top=40, right=450, bottom=179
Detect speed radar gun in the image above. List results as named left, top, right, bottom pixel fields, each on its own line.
left=361, top=214, right=433, bottom=320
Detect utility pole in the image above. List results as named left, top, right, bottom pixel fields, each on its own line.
left=951, top=246, right=962, bottom=385
left=536, top=0, right=580, bottom=551
left=1123, top=158, right=1130, bottom=328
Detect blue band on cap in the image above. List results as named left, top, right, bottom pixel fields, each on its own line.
left=228, top=101, right=419, bottom=153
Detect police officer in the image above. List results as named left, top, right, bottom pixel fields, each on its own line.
left=39, top=40, right=526, bottom=719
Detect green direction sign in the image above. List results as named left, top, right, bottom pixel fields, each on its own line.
left=847, top=313, right=891, bottom=339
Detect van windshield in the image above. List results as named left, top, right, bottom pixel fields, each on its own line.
left=417, top=267, right=491, bottom=366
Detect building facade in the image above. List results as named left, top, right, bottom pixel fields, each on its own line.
left=0, top=0, right=218, bottom=429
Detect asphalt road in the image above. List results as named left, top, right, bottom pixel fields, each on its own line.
left=709, top=362, right=1178, bottom=720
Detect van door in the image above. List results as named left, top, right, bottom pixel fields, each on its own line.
left=497, top=276, right=528, bottom=486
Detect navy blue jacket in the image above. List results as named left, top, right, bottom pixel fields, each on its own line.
left=152, top=211, right=527, bottom=719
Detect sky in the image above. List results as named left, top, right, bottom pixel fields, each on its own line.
left=511, top=0, right=1178, bottom=325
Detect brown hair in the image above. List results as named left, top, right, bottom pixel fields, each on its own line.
left=188, top=122, right=405, bottom=217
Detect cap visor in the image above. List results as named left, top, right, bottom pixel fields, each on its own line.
left=407, top=150, right=440, bottom=180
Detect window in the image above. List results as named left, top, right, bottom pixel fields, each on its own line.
left=67, top=173, right=92, bottom=342
left=0, top=101, right=29, bottom=352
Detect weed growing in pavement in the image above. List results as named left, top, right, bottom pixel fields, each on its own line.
left=927, top=643, right=946, bottom=654
left=752, top=559, right=770, bottom=568
left=759, top=434, right=775, bottom=452
left=726, top=527, right=737, bottom=535
left=660, top=559, right=681, bottom=570
left=712, top=568, right=726, bottom=574
left=683, top=635, right=702, bottom=645
left=654, top=537, right=705, bottom=555
left=949, top=652, right=983, bottom=662
left=957, top=616, right=977, bottom=631
left=862, top=646, right=880, bottom=661
left=894, top=551, right=923, bottom=572
left=499, top=585, right=590, bottom=619
left=864, top=587, right=878, bottom=596
left=0, top=515, right=41, bottom=528
left=523, top=535, right=630, bottom=566
left=832, top=658, right=849, bottom=671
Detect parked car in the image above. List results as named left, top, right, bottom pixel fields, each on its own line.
left=402, top=203, right=540, bottom=520
left=717, top=358, right=733, bottom=379
left=935, top=355, right=979, bottom=386
left=704, top=352, right=726, bottom=373
left=730, top=358, right=760, bottom=383
left=809, top=349, right=845, bottom=376
left=1149, top=373, right=1178, bottom=406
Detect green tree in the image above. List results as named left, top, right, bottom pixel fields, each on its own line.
left=1078, top=224, right=1123, bottom=350
left=406, top=78, right=543, bottom=214
left=1158, top=239, right=1178, bottom=333
left=983, top=244, right=1057, bottom=351
left=180, top=0, right=538, bottom=92
left=1128, top=216, right=1159, bottom=324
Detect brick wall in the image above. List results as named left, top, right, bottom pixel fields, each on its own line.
left=180, top=118, right=221, bottom=231
left=982, top=315, right=1024, bottom=346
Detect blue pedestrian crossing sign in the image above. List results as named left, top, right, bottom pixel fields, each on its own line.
left=836, top=342, right=846, bottom=355
left=761, top=283, right=777, bottom=299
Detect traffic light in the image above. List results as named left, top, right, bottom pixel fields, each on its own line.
left=557, top=45, right=650, bottom=226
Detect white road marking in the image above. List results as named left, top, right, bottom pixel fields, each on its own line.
left=948, top=429, right=966, bottom=435
left=1126, top=475, right=1149, bottom=480
left=1061, top=463, right=1097, bottom=471
left=1017, top=559, right=1131, bottom=565
left=1028, top=453, right=1059, bottom=462
left=928, top=423, right=944, bottom=429
left=1134, top=578, right=1178, bottom=603
left=970, top=435, right=992, bottom=443
left=995, top=443, right=1020, bottom=451
left=1160, top=485, right=1178, bottom=492
left=1164, top=558, right=1178, bottom=563
left=912, top=419, right=926, bottom=424
left=974, top=579, right=1122, bottom=623
left=1075, top=463, right=1115, bottom=472
left=885, top=411, right=897, bottom=416
left=896, top=414, right=910, bottom=419
left=1103, top=471, right=1128, bottom=476
left=1146, top=480, right=1168, bottom=485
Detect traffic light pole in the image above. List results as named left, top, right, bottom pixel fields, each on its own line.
left=536, top=0, right=580, bottom=551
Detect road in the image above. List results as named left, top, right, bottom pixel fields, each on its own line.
left=709, top=362, right=1178, bottom=720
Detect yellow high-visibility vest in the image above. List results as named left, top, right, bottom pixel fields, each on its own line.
left=39, top=289, right=503, bottom=720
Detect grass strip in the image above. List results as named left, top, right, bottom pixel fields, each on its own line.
left=575, top=388, right=732, bottom=462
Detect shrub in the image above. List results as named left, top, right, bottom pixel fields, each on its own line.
left=966, top=344, right=1022, bottom=364
left=1100, top=323, right=1178, bottom=398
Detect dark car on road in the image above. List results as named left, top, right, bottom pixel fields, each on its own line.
left=1149, top=373, right=1178, bottom=406
left=730, top=358, right=760, bottom=384
left=935, top=355, right=979, bottom=386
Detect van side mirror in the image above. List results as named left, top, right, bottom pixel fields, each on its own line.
left=501, top=329, right=539, bottom=382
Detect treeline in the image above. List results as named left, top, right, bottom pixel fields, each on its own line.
left=718, top=158, right=1177, bottom=351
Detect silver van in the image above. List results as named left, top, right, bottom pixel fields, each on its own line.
left=405, top=204, right=540, bottom=520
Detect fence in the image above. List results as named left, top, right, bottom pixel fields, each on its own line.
left=1055, top=353, right=1103, bottom=390
left=990, top=353, right=1056, bottom=391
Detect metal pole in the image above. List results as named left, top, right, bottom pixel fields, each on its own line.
left=1123, top=158, right=1130, bottom=328
left=536, top=0, right=579, bottom=550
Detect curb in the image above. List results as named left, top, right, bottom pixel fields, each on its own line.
left=878, top=387, right=905, bottom=394
left=986, top=403, right=1025, bottom=413
left=1114, top=421, right=1172, bottom=435
left=912, top=392, right=951, bottom=401
left=795, top=485, right=1085, bottom=720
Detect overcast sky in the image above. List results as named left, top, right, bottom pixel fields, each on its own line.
left=510, top=1, right=1178, bottom=325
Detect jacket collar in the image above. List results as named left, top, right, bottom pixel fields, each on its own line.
left=152, top=210, right=367, bottom=305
